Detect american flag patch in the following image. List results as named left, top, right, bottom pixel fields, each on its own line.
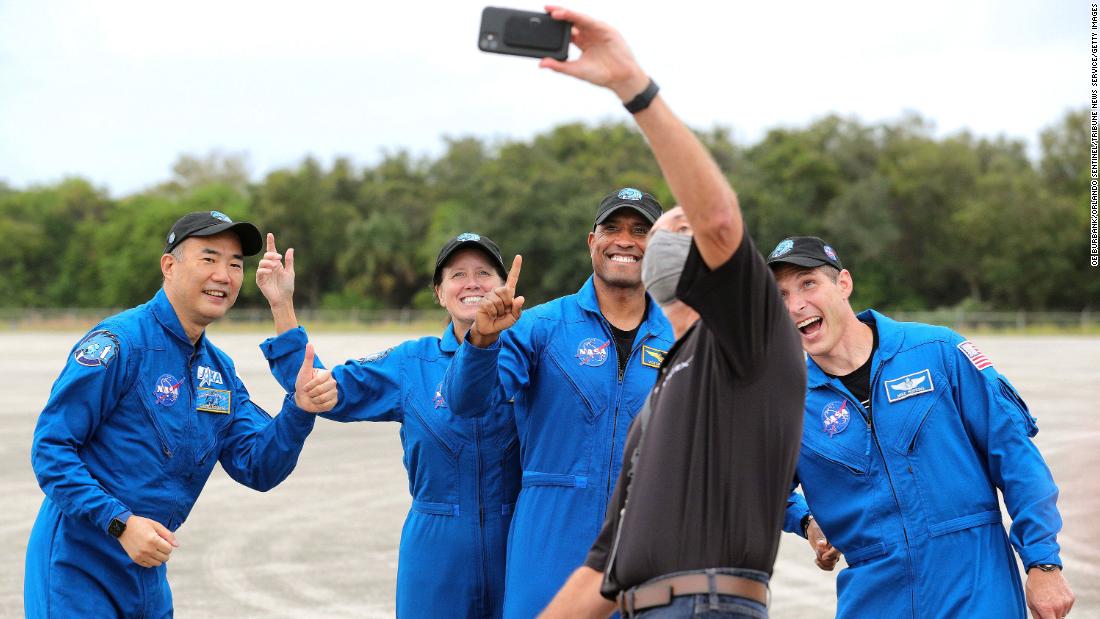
left=958, top=340, right=993, bottom=370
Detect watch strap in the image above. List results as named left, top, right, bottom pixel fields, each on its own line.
left=624, top=78, right=659, bottom=114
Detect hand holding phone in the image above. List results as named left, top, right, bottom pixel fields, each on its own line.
left=478, top=7, right=571, bottom=61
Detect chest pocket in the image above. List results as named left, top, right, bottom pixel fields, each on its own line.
left=134, top=350, right=186, bottom=456
left=878, top=370, right=948, bottom=455
left=193, top=366, right=234, bottom=464
left=544, top=341, right=607, bottom=422
left=801, top=423, right=871, bottom=477
left=404, top=391, right=463, bottom=461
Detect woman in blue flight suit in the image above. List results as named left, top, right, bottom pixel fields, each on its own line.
left=256, top=232, right=520, bottom=618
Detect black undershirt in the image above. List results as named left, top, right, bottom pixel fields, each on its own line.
left=827, top=318, right=879, bottom=416
left=609, top=323, right=639, bottom=378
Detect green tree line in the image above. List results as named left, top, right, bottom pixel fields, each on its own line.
left=2, top=109, right=1093, bottom=312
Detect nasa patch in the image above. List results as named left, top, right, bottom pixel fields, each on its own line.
left=822, top=400, right=850, bottom=437
left=883, top=369, right=934, bottom=403
left=576, top=338, right=610, bottom=367
left=455, top=232, right=481, bottom=242
left=210, top=210, right=232, bottom=223
left=433, top=382, right=447, bottom=409
left=617, top=187, right=643, bottom=200
left=357, top=348, right=392, bottom=364
left=823, top=245, right=838, bottom=261
left=154, top=374, right=182, bottom=407
left=770, top=239, right=794, bottom=259
left=73, top=330, right=120, bottom=368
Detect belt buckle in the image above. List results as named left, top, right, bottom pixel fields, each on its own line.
left=618, top=590, right=635, bottom=616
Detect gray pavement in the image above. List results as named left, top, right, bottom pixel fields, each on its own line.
left=2, top=330, right=1097, bottom=618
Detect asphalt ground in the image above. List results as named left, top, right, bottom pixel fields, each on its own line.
left=2, top=330, right=1097, bottom=618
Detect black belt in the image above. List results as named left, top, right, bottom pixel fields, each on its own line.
left=617, top=571, right=768, bottom=616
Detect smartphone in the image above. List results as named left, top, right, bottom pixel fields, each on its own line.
left=478, top=7, right=571, bottom=61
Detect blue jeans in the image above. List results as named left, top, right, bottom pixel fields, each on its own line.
left=629, top=568, right=769, bottom=619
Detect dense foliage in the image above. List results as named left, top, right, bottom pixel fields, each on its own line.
left=3, top=109, right=1093, bottom=311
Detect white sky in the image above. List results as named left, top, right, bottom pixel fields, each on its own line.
left=0, top=0, right=1081, bottom=196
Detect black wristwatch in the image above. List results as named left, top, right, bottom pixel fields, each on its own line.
left=801, top=513, right=815, bottom=536
left=108, top=517, right=127, bottom=539
left=1030, top=563, right=1061, bottom=572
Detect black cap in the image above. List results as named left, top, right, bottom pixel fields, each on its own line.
left=164, top=211, right=263, bottom=257
left=766, top=236, right=843, bottom=270
left=434, top=233, right=507, bottom=281
left=594, top=187, right=663, bottom=229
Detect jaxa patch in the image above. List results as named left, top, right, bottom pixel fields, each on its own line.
left=196, top=387, right=231, bottom=414
left=357, top=347, right=392, bottom=363
left=883, top=369, right=934, bottom=403
left=154, top=374, right=182, bottom=407
left=822, top=400, right=850, bottom=437
left=74, top=330, right=120, bottom=368
left=957, top=340, right=993, bottom=371
left=197, top=365, right=224, bottom=387
left=641, top=345, right=666, bottom=368
left=433, top=382, right=447, bottom=409
left=576, top=338, right=610, bottom=367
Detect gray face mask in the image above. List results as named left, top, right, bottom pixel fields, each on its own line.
left=641, top=229, right=693, bottom=306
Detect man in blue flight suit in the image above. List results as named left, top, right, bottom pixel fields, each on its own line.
left=25, top=211, right=338, bottom=619
left=770, top=236, right=1075, bottom=619
left=442, top=189, right=675, bottom=617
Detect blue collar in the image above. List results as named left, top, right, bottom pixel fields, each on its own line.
left=149, top=288, right=206, bottom=351
left=440, top=322, right=461, bottom=353
left=575, top=274, right=667, bottom=341
left=806, top=308, right=902, bottom=389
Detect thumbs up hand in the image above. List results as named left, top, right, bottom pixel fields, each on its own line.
left=293, top=343, right=338, bottom=413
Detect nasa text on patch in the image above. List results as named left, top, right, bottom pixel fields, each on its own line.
left=640, top=345, right=666, bottom=368
left=821, top=400, right=850, bottom=437
left=196, top=387, right=231, bottom=414
left=883, top=369, right=935, bottom=403
left=575, top=338, right=610, bottom=367
left=74, top=330, right=120, bottom=368
left=154, top=374, right=182, bottom=407
left=957, top=340, right=993, bottom=371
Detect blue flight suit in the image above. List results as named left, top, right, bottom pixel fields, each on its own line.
left=442, top=275, right=675, bottom=618
left=260, top=324, right=520, bottom=619
left=784, top=310, right=1063, bottom=618
left=26, top=288, right=317, bottom=618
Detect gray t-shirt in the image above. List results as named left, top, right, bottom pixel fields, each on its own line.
left=585, top=234, right=806, bottom=598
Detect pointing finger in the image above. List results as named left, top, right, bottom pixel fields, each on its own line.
left=267, top=233, right=277, bottom=255
left=505, top=255, right=523, bottom=290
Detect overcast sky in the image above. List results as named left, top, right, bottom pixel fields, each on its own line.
left=0, top=0, right=1080, bottom=197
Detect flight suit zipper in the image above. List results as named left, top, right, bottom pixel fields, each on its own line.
left=827, top=373, right=918, bottom=619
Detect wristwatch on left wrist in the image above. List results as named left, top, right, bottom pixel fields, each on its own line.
left=108, top=517, right=127, bottom=539
left=801, top=513, right=815, bottom=536
left=1030, top=563, right=1061, bottom=572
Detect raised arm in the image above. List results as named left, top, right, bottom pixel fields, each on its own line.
left=256, top=232, right=299, bottom=335
left=540, top=6, right=742, bottom=268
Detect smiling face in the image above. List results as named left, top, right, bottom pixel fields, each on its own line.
left=161, top=232, right=244, bottom=340
left=773, top=264, right=854, bottom=357
left=434, top=247, right=505, bottom=328
left=589, top=209, right=651, bottom=290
